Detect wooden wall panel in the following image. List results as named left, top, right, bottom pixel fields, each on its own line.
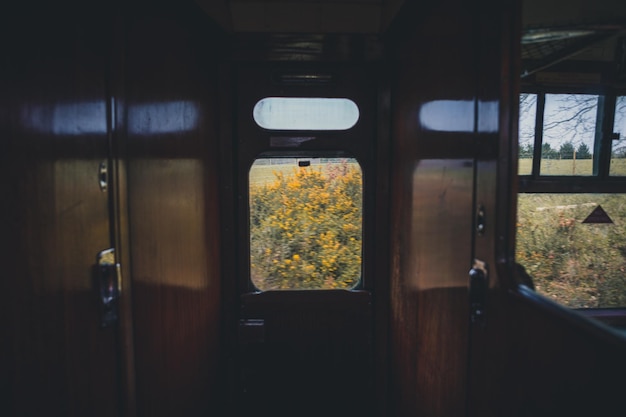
left=387, top=2, right=481, bottom=416
left=239, top=291, right=373, bottom=417
left=2, top=4, right=120, bottom=416
left=125, top=5, right=223, bottom=416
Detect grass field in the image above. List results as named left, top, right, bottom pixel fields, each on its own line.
left=519, top=158, right=626, bottom=175
left=249, top=164, right=301, bottom=186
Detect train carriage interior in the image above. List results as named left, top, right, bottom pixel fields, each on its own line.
left=3, top=0, right=626, bottom=416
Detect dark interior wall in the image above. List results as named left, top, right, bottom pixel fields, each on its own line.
left=505, top=285, right=626, bottom=417
left=2, top=3, right=121, bottom=416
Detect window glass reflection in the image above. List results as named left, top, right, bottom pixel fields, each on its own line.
left=610, top=96, right=626, bottom=176
left=519, top=93, right=536, bottom=175
left=540, top=94, right=597, bottom=176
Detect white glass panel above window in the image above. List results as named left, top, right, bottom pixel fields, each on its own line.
left=253, top=97, right=359, bottom=131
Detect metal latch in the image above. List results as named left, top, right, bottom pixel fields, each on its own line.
left=93, top=248, right=120, bottom=327
left=469, top=259, right=488, bottom=325
left=99, top=160, right=108, bottom=192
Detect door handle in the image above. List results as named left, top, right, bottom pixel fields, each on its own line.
left=94, top=248, right=120, bottom=327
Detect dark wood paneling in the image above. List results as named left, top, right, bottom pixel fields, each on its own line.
left=239, top=291, right=373, bottom=417
left=125, top=5, right=224, bottom=416
left=373, top=62, right=392, bottom=417
left=389, top=159, right=474, bottom=417
left=508, top=285, right=626, bottom=417
left=2, top=4, right=120, bottom=416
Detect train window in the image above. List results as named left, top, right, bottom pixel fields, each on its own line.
left=610, top=95, right=626, bottom=176
left=252, top=97, right=359, bottom=130
left=517, top=92, right=626, bottom=308
left=517, top=193, right=626, bottom=308
left=249, top=157, right=363, bottom=291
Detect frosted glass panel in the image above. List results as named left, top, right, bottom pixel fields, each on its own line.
left=253, top=97, right=359, bottom=130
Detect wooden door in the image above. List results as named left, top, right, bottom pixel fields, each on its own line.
left=2, top=4, right=124, bottom=416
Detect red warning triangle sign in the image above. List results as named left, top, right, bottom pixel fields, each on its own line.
left=582, top=205, right=613, bottom=224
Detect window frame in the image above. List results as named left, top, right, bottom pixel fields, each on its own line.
left=518, top=87, right=626, bottom=193
left=233, top=64, right=380, bottom=296
left=247, top=153, right=365, bottom=292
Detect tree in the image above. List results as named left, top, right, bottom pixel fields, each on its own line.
left=612, top=146, right=626, bottom=158
left=576, top=143, right=592, bottom=159
left=559, top=142, right=575, bottom=159
left=542, top=143, right=558, bottom=160
left=543, top=94, right=598, bottom=144
left=519, top=143, right=534, bottom=158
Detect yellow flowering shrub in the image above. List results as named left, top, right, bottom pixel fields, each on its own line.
left=249, top=160, right=362, bottom=290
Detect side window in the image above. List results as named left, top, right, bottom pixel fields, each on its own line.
left=517, top=92, right=626, bottom=308
left=249, top=157, right=363, bottom=291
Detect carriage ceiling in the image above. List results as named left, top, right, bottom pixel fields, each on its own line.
left=194, top=0, right=626, bottom=76
left=193, top=0, right=403, bottom=34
